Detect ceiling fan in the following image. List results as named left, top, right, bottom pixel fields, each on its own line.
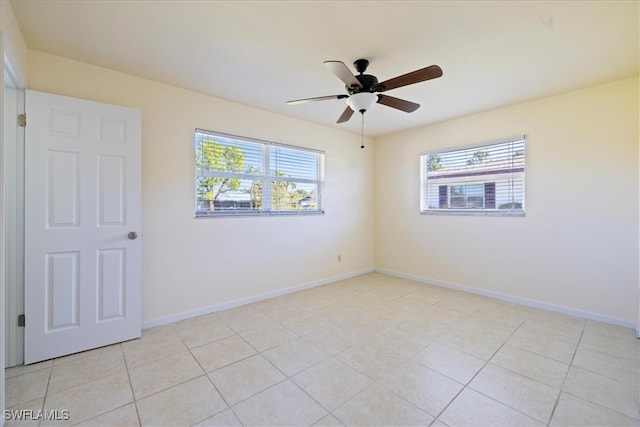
left=287, top=59, right=443, bottom=123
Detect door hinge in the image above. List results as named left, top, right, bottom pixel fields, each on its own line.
left=18, top=113, right=26, bottom=127
left=17, top=314, right=25, bottom=327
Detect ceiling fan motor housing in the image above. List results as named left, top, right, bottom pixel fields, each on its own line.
left=348, top=74, right=379, bottom=94
left=347, top=58, right=380, bottom=94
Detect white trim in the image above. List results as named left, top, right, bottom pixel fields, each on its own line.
left=143, top=266, right=636, bottom=331
left=421, top=134, right=526, bottom=157
left=375, top=268, right=637, bottom=329
left=142, top=268, right=375, bottom=329
left=1, top=30, right=6, bottom=427
left=3, top=86, right=24, bottom=367
left=3, top=52, right=26, bottom=90
left=421, top=210, right=525, bottom=217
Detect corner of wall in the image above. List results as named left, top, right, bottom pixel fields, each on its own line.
left=1, top=0, right=29, bottom=88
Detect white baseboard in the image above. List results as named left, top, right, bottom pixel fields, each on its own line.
left=375, top=268, right=637, bottom=330
left=143, top=266, right=635, bottom=331
left=142, top=267, right=375, bottom=329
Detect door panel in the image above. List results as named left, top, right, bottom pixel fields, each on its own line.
left=47, top=149, right=80, bottom=227
left=97, top=248, right=125, bottom=320
left=24, top=90, right=141, bottom=364
left=46, top=251, right=80, bottom=330
left=98, top=154, right=126, bottom=226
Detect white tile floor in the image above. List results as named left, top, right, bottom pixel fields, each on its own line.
left=5, top=273, right=640, bottom=426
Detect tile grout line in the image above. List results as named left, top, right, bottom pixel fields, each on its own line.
left=112, top=353, right=139, bottom=422
left=119, top=342, right=143, bottom=427
left=179, top=325, right=246, bottom=426
left=550, top=324, right=640, bottom=423
left=545, top=324, right=586, bottom=426
left=362, top=306, right=506, bottom=425
left=36, top=359, right=54, bottom=427
left=183, top=320, right=333, bottom=426
left=430, top=316, right=538, bottom=424
left=60, top=344, right=137, bottom=426
left=230, top=316, right=356, bottom=425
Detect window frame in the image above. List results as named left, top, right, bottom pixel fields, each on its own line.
left=420, top=135, right=526, bottom=217
left=449, top=183, right=486, bottom=209
left=194, top=129, right=325, bottom=218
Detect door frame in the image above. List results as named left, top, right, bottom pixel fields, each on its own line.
left=3, top=83, right=24, bottom=367
left=4, top=49, right=26, bottom=368
left=1, top=30, right=6, bottom=424
left=2, top=27, right=28, bottom=419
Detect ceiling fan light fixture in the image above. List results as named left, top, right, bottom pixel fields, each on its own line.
left=346, top=92, right=378, bottom=114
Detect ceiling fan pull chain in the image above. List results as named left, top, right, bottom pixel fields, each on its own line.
left=361, top=113, right=365, bottom=149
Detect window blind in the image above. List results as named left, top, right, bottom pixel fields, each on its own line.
left=421, top=136, right=525, bottom=215
left=195, top=129, right=324, bottom=217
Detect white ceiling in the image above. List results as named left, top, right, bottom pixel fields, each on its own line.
left=10, top=0, right=639, bottom=137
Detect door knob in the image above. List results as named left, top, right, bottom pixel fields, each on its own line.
left=127, top=231, right=138, bottom=240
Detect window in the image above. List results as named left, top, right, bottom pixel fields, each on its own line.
left=421, top=136, right=525, bottom=215
left=195, top=129, right=324, bottom=217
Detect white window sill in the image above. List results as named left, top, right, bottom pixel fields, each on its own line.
left=195, top=210, right=325, bottom=218
left=420, top=209, right=525, bottom=217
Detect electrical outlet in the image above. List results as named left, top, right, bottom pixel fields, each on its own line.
left=337, top=255, right=342, bottom=262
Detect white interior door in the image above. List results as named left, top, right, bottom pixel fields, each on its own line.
left=24, top=90, right=141, bottom=364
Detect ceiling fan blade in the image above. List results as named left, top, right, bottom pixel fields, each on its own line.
left=336, top=106, right=355, bottom=123
left=287, top=94, right=348, bottom=105
left=377, top=94, right=420, bottom=113
left=324, top=61, right=363, bottom=90
left=377, top=65, right=443, bottom=92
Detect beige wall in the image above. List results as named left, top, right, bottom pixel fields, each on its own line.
left=375, top=77, right=639, bottom=324
left=28, top=50, right=375, bottom=324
